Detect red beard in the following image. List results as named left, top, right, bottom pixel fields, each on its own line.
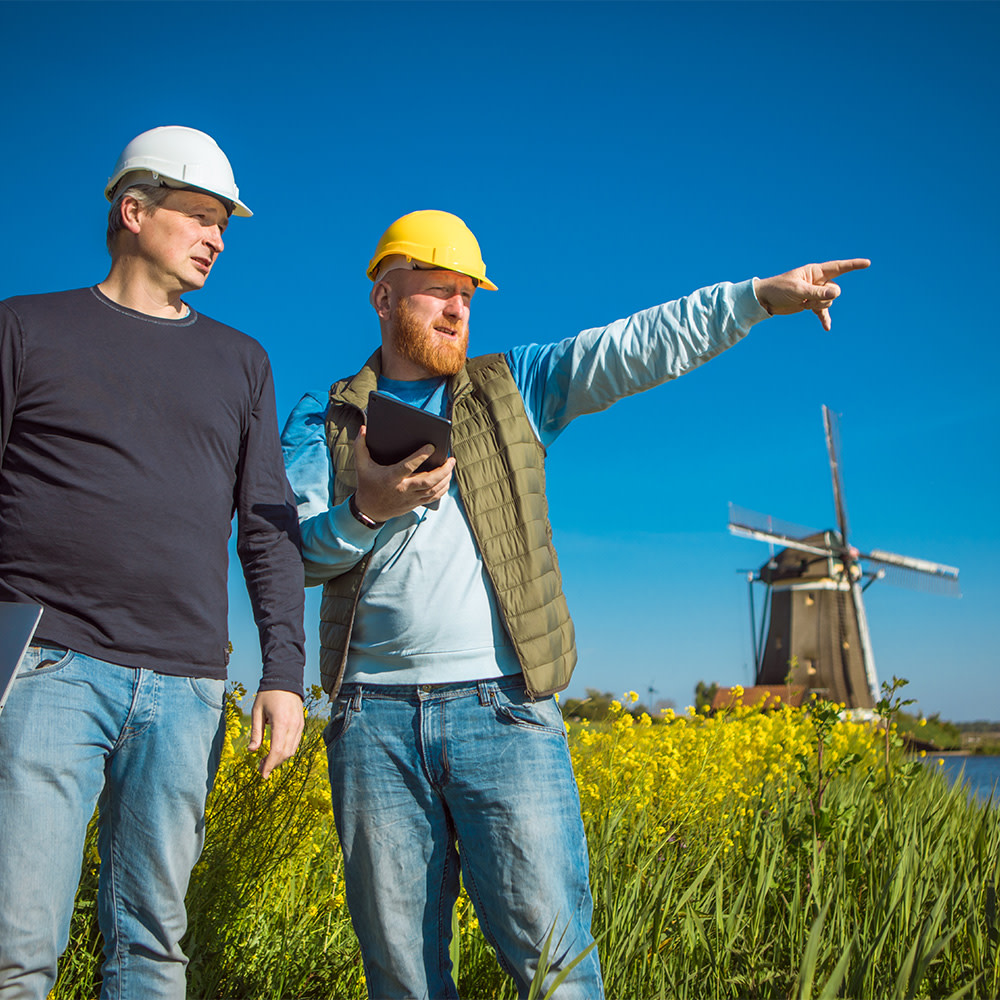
left=391, top=298, right=469, bottom=377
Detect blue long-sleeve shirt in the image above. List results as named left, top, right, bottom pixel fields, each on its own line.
left=281, top=279, right=767, bottom=685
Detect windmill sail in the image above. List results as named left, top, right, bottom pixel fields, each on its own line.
left=728, top=504, right=834, bottom=557
left=863, top=549, right=961, bottom=596
left=823, top=405, right=851, bottom=547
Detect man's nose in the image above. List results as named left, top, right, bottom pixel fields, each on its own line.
left=443, top=294, right=465, bottom=318
left=205, top=228, right=225, bottom=255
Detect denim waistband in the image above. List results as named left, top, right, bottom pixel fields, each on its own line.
left=338, top=675, right=529, bottom=704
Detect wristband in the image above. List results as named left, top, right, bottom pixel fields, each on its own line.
left=349, top=493, right=384, bottom=530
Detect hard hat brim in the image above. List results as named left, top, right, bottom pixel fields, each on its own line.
left=105, top=171, right=253, bottom=217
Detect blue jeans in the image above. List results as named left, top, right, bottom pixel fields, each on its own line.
left=325, top=677, right=604, bottom=1000
left=0, top=645, right=226, bottom=1000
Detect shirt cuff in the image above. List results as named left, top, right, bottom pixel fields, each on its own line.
left=746, top=277, right=772, bottom=324
left=257, top=676, right=305, bottom=699
left=332, top=495, right=382, bottom=547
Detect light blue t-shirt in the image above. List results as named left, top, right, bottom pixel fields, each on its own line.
left=281, top=279, right=767, bottom=685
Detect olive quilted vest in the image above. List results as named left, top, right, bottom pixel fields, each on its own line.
left=318, top=350, right=576, bottom=697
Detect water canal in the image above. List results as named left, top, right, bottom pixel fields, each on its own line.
left=936, top=755, right=1000, bottom=803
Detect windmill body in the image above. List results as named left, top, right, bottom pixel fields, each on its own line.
left=729, top=407, right=959, bottom=710
left=756, top=531, right=875, bottom=707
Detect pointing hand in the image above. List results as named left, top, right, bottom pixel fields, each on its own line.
left=754, top=259, right=870, bottom=331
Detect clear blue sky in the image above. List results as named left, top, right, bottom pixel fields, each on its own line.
left=2, top=1, right=996, bottom=720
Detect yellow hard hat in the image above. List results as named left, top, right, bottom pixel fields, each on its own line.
left=366, top=210, right=498, bottom=291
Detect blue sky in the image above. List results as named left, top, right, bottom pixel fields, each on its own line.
left=2, top=1, right=997, bottom=720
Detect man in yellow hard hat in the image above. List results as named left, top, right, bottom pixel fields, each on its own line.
left=282, top=209, right=868, bottom=999
left=0, top=127, right=306, bottom=998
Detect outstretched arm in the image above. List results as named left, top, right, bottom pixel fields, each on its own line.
left=510, top=261, right=870, bottom=446
left=753, top=259, right=870, bottom=331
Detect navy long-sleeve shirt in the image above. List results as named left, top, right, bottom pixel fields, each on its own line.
left=0, top=286, right=305, bottom=694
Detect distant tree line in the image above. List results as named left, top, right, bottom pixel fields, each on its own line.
left=560, top=688, right=675, bottom=723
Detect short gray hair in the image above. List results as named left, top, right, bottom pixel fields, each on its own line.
left=105, top=183, right=174, bottom=254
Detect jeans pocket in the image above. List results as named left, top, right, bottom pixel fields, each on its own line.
left=323, top=694, right=356, bottom=748
left=492, top=688, right=566, bottom=737
left=17, top=644, right=75, bottom=677
left=188, top=676, right=226, bottom=710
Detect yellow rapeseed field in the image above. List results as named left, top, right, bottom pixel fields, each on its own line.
left=570, top=688, right=884, bottom=852
left=55, top=684, right=993, bottom=1000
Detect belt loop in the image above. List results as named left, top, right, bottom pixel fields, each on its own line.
left=477, top=680, right=492, bottom=707
left=352, top=686, right=363, bottom=712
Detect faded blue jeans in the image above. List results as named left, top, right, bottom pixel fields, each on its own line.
left=0, top=644, right=226, bottom=1000
left=325, top=677, right=604, bottom=1000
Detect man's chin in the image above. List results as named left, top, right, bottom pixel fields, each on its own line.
left=409, top=339, right=468, bottom=377
left=427, top=351, right=466, bottom=377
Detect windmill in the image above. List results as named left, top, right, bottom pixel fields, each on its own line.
left=728, top=406, right=960, bottom=709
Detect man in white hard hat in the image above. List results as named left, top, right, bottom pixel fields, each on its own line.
left=281, top=209, right=869, bottom=999
left=0, top=126, right=306, bottom=998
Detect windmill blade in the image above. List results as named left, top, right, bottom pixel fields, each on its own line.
left=729, top=525, right=836, bottom=559
left=861, top=548, right=962, bottom=597
left=823, top=405, right=851, bottom=546
left=728, top=504, right=823, bottom=543
left=728, top=504, right=837, bottom=557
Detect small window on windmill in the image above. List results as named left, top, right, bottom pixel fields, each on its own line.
left=805, top=593, right=815, bottom=606
left=806, top=659, right=817, bottom=676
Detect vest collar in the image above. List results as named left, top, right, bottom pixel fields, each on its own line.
left=329, top=350, right=381, bottom=413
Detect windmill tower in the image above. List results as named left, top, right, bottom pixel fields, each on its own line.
left=728, top=406, right=960, bottom=709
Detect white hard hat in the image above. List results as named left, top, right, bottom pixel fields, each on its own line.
left=105, top=125, right=252, bottom=217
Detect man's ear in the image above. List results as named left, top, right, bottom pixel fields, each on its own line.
left=119, top=195, right=144, bottom=236
left=371, top=279, right=393, bottom=321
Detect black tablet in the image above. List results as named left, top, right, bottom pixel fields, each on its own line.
left=366, top=391, right=451, bottom=473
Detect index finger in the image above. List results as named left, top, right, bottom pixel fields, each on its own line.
left=396, top=443, right=436, bottom=473
left=410, top=455, right=456, bottom=488
left=815, top=258, right=871, bottom=280
left=258, top=719, right=303, bottom=778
